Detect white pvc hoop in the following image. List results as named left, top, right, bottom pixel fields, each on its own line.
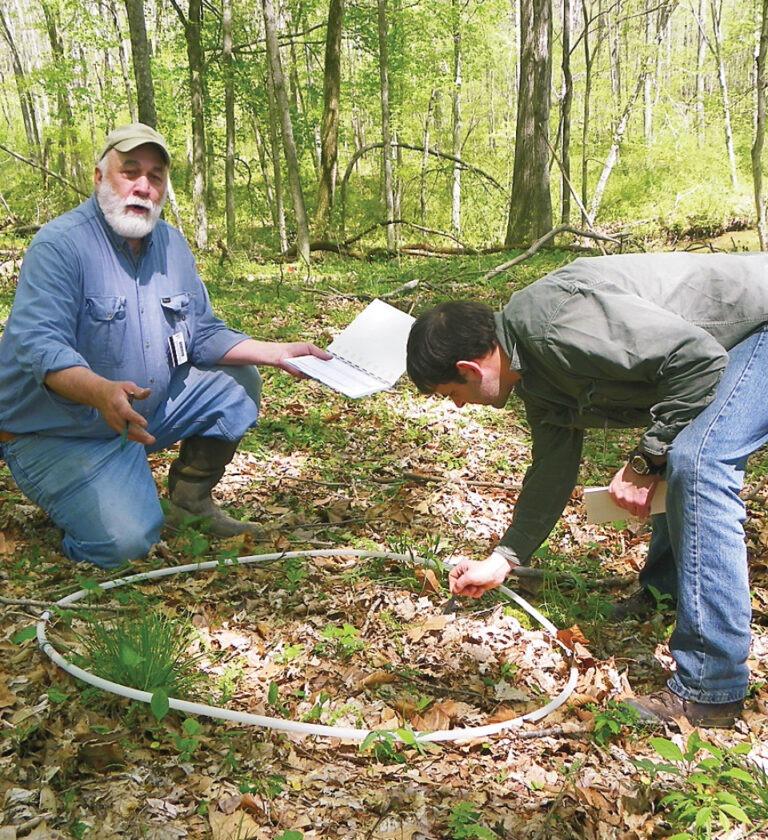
left=36, top=549, right=578, bottom=743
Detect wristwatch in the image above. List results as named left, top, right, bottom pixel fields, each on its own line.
left=628, top=448, right=666, bottom=476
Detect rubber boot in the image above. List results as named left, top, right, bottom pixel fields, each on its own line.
left=167, top=436, right=261, bottom=537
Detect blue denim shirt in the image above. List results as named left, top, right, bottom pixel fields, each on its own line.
left=0, top=195, right=248, bottom=437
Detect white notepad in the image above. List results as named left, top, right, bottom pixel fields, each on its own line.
left=287, top=299, right=416, bottom=399
left=584, top=481, right=667, bottom=524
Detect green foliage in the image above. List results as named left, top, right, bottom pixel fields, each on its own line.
left=75, top=611, right=205, bottom=712
left=446, top=802, right=499, bottom=839
left=588, top=700, right=645, bottom=746
left=359, top=730, right=406, bottom=764
left=274, top=832, right=303, bottom=840
left=174, top=717, right=203, bottom=762
left=634, top=732, right=768, bottom=837
left=11, top=625, right=37, bottom=644
left=313, top=623, right=367, bottom=660
left=240, top=773, right=286, bottom=800
left=277, top=558, right=309, bottom=594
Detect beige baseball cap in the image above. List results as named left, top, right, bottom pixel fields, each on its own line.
left=99, top=123, right=170, bottom=165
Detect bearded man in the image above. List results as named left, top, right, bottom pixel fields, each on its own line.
left=0, top=123, right=329, bottom=569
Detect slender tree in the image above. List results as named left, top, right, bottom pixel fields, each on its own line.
left=124, top=0, right=156, bottom=126
left=560, top=0, right=573, bottom=222
left=377, top=0, right=396, bottom=250
left=0, top=5, right=40, bottom=160
left=262, top=0, right=311, bottom=263
left=506, top=0, right=552, bottom=246
left=223, top=0, right=235, bottom=246
left=314, top=0, right=345, bottom=236
left=753, top=0, right=768, bottom=249
left=170, top=0, right=208, bottom=248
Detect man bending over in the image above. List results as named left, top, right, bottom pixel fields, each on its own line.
left=406, top=253, right=768, bottom=727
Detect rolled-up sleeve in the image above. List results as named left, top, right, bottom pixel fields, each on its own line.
left=6, top=239, right=91, bottom=383
left=499, top=403, right=583, bottom=562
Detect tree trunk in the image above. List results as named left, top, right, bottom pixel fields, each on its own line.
left=710, top=0, right=738, bottom=188
left=560, top=0, right=573, bottom=223
left=695, top=0, right=706, bottom=144
left=377, top=0, right=396, bottom=250
left=753, top=0, right=768, bottom=249
left=262, top=0, right=311, bottom=263
left=506, top=0, right=552, bottom=246
left=314, top=0, right=345, bottom=236
left=171, top=0, right=208, bottom=248
left=265, top=71, right=288, bottom=253
left=420, top=88, right=436, bottom=226
left=106, top=0, right=136, bottom=123
left=643, top=1, right=654, bottom=144
left=0, top=6, right=40, bottom=160
left=251, top=113, right=276, bottom=226
left=40, top=0, right=81, bottom=184
left=451, top=0, right=462, bottom=238
left=124, top=0, right=156, bottom=126
left=223, top=0, right=235, bottom=246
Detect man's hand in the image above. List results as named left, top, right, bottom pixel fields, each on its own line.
left=449, top=551, right=515, bottom=598
left=270, top=342, right=333, bottom=377
left=218, top=339, right=332, bottom=378
left=608, top=462, right=662, bottom=518
left=93, top=380, right=154, bottom=445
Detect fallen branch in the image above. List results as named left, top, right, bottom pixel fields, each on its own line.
left=0, top=142, right=89, bottom=198
left=0, top=595, right=136, bottom=612
left=482, top=225, right=622, bottom=282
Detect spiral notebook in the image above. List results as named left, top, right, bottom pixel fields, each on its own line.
left=287, top=299, right=415, bottom=399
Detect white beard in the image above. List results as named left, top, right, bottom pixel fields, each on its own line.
left=96, top=179, right=166, bottom=240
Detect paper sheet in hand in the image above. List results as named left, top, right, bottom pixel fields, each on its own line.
left=287, top=299, right=415, bottom=398
left=584, top=482, right=667, bottom=524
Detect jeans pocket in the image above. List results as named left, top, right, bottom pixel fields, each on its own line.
left=82, top=295, right=128, bottom=367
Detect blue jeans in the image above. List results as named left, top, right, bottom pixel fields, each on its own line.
left=640, top=326, right=768, bottom=703
left=1, top=365, right=261, bottom=570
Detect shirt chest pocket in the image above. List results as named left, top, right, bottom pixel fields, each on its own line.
left=82, top=295, right=127, bottom=367
left=160, top=293, right=192, bottom=345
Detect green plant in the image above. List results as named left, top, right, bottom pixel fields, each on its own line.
left=446, top=802, right=499, bottom=839
left=174, top=717, right=203, bottom=763
left=634, top=732, right=767, bottom=838
left=276, top=643, right=304, bottom=664
left=277, top=557, right=309, bottom=593
left=274, top=832, right=303, bottom=840
left=75, top=611, right=205, bottom=718
left=646, top=584, right=674, bottom=612
left=589, top=700, right=645, bottom=746
left=240, top=773, right=286, bottom=799
left=359, top=730, right=406, bottom=764
left=314, top=623, right=366, bottom=660
left=267, top=681, right=288, bottom=714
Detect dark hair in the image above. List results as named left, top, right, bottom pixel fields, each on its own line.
left=406, top=300, right=498, bottom=392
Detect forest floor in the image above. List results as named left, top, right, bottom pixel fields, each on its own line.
left=1, top=246, right=768, bottom=840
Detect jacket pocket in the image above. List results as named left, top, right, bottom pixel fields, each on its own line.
left=82, top=295, right=127, bottom=367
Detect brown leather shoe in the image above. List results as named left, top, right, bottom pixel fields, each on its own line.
left=624, top=688, right=743, bottom=728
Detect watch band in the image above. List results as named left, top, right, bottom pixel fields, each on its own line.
left=629, top=448, right=665, bottom=476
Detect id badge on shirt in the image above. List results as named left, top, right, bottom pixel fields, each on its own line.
left=168, top=331, right=188, bottom=367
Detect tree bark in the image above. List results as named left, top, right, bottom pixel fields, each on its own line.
left=420, top=88, right=436, bottom=226
left=643, top=1, right=654, bottom=144
left=124, top=0, right=156, bottom=126
left=265, top=71, right=288, bottom=253
left=262, top=0, right=311, bottom=264
left=505, top=0, right=552, bottom=246
left=753, top=0, right=768, bottom=249
left=709, top=0, right=738, bottom=188
left=0, top=6, right=40, bottom=160
left=108, top=0, right=136, bottom=123
left=170, top=0, right=208, bottom=248
left=695, top=0, right=706, bottom=144
left=223, top=0, right=235, bottom=246
left=560, top=0, right=573, bottom=223
left=314, top=0, right=345, bottom=236
left=451, top=0, right=463, bottom=238
left=377, top=0, right=397, bottom=251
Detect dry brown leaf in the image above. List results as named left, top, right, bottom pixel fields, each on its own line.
left=0, top=531, right=15, bottom=556
left=209, top=808, right=261, bottom=840
left=414, top=567, right=442, bottom=594
left=487, top=706, right=520, bottom=724
left=411, top=704, right=451, bottom=731
left=0, top=679, right=18, bottom=710
left=355, top=670, right=398, bottom=691
left=557, top=624, right=590, bottom=648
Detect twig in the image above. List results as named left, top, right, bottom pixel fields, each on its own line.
left=0, top=142, right=89, bottom=197
left=510, top=725, right=590, bottom=740
left=0, top=595, right=137, bottom=612
left=482, top=225, right=621, bottom=282
left=533, top=758, right=583, bottom=839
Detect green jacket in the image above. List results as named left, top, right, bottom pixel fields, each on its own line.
left=495, top=252, right=768, bottom=562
